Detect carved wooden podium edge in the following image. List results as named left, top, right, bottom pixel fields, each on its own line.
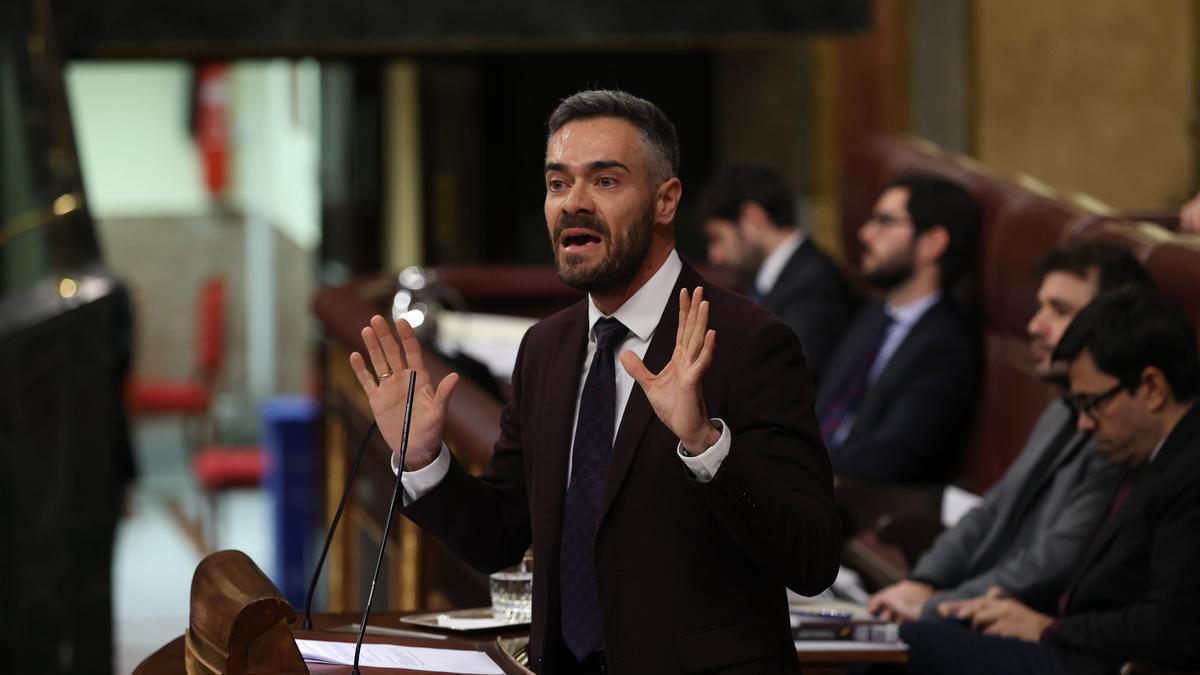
left=185, top=549, right=308, bottom=675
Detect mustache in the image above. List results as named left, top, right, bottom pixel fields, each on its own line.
left=554, top=213, right=611, bottom=241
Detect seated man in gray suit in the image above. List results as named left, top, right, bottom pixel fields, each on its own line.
left=697, top=165, right=855, bottom=385
left=867, top=243, right=1156, bottom=622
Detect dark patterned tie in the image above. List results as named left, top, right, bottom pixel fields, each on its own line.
left=559, top=317, right=627, bottom=661
left=1057, top=466, right=1141, bottom=616
left=818, top=309, right=894, bottom=447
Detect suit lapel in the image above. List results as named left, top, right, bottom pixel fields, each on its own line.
left=538, top=305, right=589, bottom=564
left=599, top=264, right=691, bottom=522
left=1070, top=466, right=1145, bottom=597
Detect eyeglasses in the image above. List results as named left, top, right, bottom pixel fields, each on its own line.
left=1063, top=381, right=1130, bottom=423
left=865, top=212, right=912, bottom=227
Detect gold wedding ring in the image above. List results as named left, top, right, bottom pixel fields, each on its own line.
left=378, top=371, right=394, bottom=381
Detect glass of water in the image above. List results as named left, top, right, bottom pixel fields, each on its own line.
left=489, top=550, right=533, bottom=623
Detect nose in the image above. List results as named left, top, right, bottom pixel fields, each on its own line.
left=1027, top=309, right=1045, bottom=339
left=1076, top=412, right=1095, bottom=434
left=561, top=182, right=594, bottom=214
left=858, top=221, right=876, bottom=245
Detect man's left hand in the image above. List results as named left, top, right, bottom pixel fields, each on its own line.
left=622, top=287, right=719, bottom=455
left=957, top=586, right=1054, bottom=642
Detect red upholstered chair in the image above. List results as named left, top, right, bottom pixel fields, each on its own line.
left=192, top=444, right=267, bottom=549
left=129, top=276, right=226, bottom=449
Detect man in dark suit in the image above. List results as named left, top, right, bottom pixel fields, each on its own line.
left=815, top=173, right=981, bottom=484
left=868, top=244, right=1154, bottom=622
left=696, top=165, right=856, bottom=385
left=900, top=288, right=1200, bottom=674
left=350, top=90, right=840, bottom=674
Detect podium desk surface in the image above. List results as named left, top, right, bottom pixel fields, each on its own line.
left=133, top=611, right=524, bottom=675
left=134, top=611, right=906, bottom=674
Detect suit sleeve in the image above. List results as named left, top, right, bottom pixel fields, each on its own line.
left=986, top=449, right=1121, bottom=610
left=1048, top=476, right=1200, bottom=667
left=694, top=321, right=842, bottom=596
left=833, top=322, right=980, bottom=483
left=909, top=488, right=1005, bottom=589
left=399, top=334, right=533, bottom=575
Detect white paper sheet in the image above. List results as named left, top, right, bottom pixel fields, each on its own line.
left=295, top=638, right=504, bottom=674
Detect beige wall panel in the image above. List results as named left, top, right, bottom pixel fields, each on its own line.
left=975, top=1, right=1194, bottom=209
left=713, top=42, right=811, bottom=200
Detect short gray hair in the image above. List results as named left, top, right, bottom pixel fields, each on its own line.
left=547, top=89, right=680, bottom=185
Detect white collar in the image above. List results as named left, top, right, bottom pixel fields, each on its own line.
left=587, top=250, right=683, bottom=342
left=1148, top=435, right=1167, bottom=464
left=754, top=230, right=805, bottom=295
left=885, top=290, right=942, bottom=327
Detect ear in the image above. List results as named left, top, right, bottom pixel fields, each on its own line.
left=655, top=177, right=683, bottom=226
left=1140, top=366, right=1172, bottom=411
left=916, top=225, right=950, bottom=266
left=738, top=201, right=771, bottom=239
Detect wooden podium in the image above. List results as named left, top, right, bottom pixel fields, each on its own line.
left=184, top=550, right=307, bottom=674
left=135, top=549, right=532, bottom=675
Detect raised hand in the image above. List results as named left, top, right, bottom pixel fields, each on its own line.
left=349, top=315, right=460, bottom=470
left=620, top=287, right=719, bottom=455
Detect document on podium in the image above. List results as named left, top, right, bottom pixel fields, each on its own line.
left=296, top=638, right=504, bottom=674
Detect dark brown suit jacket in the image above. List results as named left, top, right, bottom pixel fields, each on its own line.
left=404, top=259, right=841, bottom=674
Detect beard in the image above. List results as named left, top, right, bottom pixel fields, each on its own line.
left=862, top=248, right=916, bottom=290
left=552, top=204, right=656, bottom=293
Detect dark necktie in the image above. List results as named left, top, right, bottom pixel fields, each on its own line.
left=1057, top=466, right=1141, bottom=615
left=818, top=309, right=894, bottom=447
left=560, top=317, right=628, bottom=661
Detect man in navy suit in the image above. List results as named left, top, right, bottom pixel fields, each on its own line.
left=815, top=173, right=981, bottom=484
left=697, top=165, right=856, bottom=385
left=900, top=288, right=1200, bottom=674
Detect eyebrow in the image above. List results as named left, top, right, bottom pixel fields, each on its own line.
left=1049, top=298, right=1075, bottom=314
left=545, top=160, right=631, bottom=174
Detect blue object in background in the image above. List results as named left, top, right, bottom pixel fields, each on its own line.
left=262, top=395, right=320, bottom=609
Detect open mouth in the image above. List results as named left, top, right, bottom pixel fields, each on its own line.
left=560, top=228, right=605, bottom=252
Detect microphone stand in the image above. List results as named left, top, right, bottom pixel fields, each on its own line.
left=304, top=419, right=378, bottom=630
left=352, top=372, right=417, bottom=675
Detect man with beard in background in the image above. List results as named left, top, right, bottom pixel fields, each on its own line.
left=696, top=165, right=856, bottom=386
left=815, top=173, right=981, bottom=485
left=351, top=90, right=840, bottom=674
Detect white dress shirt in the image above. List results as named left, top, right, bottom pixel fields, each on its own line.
left=754, top=231, right=805, bottom=297
left=399, top=249, right=732, bottom=502
left=867, top=290, right=942, bottom=385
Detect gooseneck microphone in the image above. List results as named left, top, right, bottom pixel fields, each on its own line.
left=303, top=419, right=378, bottom=630
left=352, top=371, right=417, bottom=675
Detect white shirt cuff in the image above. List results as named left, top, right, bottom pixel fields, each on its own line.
left=677, top=418, right=731, bottom=483
left=394, top=444, right=451, bottom=505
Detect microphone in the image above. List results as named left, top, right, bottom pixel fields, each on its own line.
left=302, top=419, right=377, bottom=630
left=353, top=371, right=417, bottom=675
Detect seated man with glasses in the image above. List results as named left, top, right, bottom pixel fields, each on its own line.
left=869, top=243, right=1151, bottom=623
left=899, top=287, right=1200, bottom=674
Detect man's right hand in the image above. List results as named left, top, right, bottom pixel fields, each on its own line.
left=866, top=579, right=934, bottom=623
left=349, top=315, right=460, bottom=471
